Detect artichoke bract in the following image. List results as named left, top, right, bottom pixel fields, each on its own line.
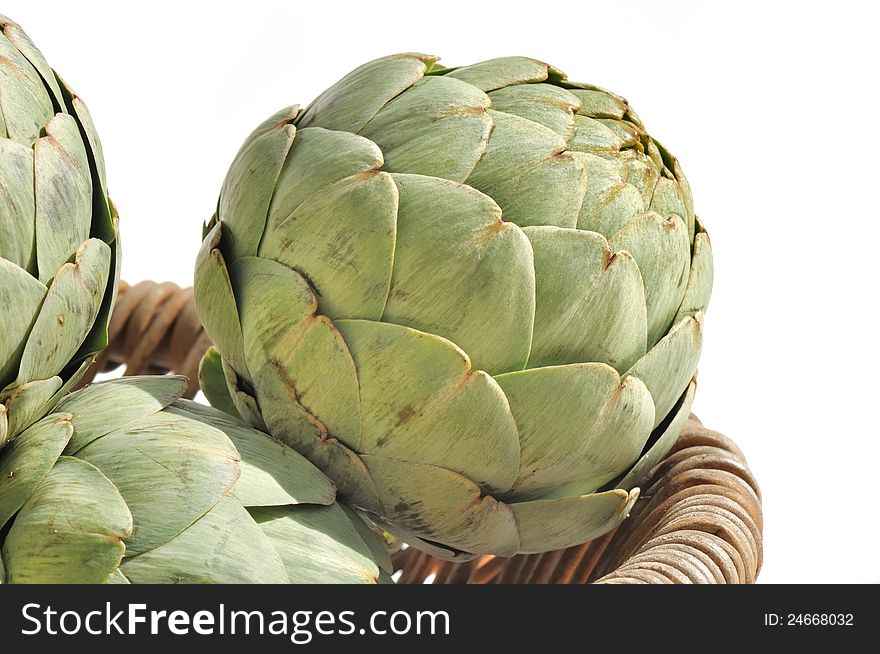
left=0, top=15, right=118, bottom=445
left=195, top=54, right=713, bottom=559
left=0, top=376, right=390, bottom=583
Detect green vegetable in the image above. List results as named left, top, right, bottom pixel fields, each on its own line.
left=1, top=14, right=118, bottom=443
left=193, top=53, right=712, bottom=560
left=0, top=376, right=390, bottom=583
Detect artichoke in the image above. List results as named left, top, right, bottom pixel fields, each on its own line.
left=0, top=376, right=390, bottom=583
left=195, top=54, right=712, bottom=559
left=1, top=15, right=118, bottom=445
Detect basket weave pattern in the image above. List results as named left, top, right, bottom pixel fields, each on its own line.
left=82, top=280, right=763, bottom=584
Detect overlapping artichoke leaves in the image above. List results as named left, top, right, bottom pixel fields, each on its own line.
left=195, top=54, right=713, bottom=559
left=0, top=376, right=391, bottom=583
left=0, top=16, right=119, bottom=446
left=0, top=15, right=390, bottom=584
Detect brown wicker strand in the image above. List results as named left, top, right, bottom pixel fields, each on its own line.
left=524, top=548, right=566, bottom=584
left=444, top=558, right=481, bottom=584
left=468, top=557, right=508, bottom=584
left=496, top=553, right=531, bottom=584
left=95, top=280, right=763, bottom=584
left=570, top=528, right=617, bottom=584
left=78, top=281, right=212, bottom=398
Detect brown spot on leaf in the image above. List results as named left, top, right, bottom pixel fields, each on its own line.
left=395, top=405, right=416, bottom=426
left=356, top=168, right=381, bottom=180
left=456, top=105, right=487, bottom=116
left=602, top=248, right=615, bottom=271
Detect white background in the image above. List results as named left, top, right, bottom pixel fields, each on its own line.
left=6, top=0, right=878, bottom=583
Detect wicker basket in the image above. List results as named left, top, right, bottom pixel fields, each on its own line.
left=80, top=280, right=763, bottom=584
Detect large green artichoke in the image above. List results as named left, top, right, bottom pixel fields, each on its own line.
left=0, top=376, right=390, bottom=583
left=195, top=54, right=712, bottom=559
left=0, top=15, right=118, bottom=444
